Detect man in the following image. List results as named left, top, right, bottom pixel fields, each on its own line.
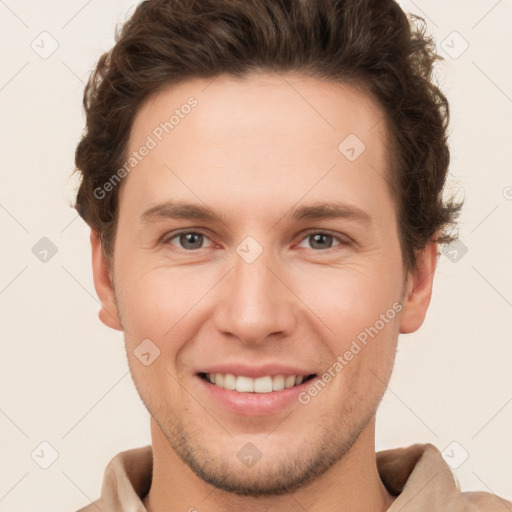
left=72, top=0, right=511, bottom=510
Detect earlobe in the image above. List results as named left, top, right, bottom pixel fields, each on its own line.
left=90, top=229, right=123, bottom=332
left=399, top=241, right=439, bottom=334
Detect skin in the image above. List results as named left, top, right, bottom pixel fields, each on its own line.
left=91, top=72, right=438, bottom=512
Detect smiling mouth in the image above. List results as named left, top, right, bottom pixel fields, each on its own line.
left=198, top=372, right=317, bottom=393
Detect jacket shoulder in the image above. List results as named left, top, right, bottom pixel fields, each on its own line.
left=455, top=491, right=512, bottom=511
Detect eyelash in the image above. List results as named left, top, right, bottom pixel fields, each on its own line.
left=160, top=229, right=351, bottom=254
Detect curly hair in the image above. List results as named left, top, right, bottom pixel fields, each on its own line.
left=72, top=0, right=463, bottom=274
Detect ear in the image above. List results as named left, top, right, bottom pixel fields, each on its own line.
left=399, top=241, right=439, bottom=334
left=90, top=229, right=123, bottom=331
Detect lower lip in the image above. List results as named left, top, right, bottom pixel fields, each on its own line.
left=196, top=375, right=316, bottom=416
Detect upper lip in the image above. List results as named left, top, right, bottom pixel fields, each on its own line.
left=197, top=363, right=316, bottom=379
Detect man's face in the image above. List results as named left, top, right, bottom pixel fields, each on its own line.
left=94, top=73, right=427, bottom=495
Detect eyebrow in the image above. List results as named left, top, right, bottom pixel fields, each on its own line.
left=139, top=200, right=372, bottom=226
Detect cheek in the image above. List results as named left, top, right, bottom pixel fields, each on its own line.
left=294, top=264, right=401, bottom=382
left=294, top=263, right=397, bottom=328
left=117, top=265, right=207, bottom=340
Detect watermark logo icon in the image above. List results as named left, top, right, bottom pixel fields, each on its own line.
left=31, top=441, right=59, bottom=469
left=441, top=240, right=468, bottom=263
left=134, top=338, right=161, bottom=366
left=237, top=442, right=262, bottom=468
left=442, top=441, right=469, bottom=469
left=30, top=31, right=59, bottom=59
left=236, top=236, right=263, bottom=264
left=338, top=133, right=366, bottom=162
left=32, top=237, right=58, bottom=263
left=441, top=31, right=469, bottom=60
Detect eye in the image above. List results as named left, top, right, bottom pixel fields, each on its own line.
left=161, top=229, right=350, bottom=253
left=296, top=231, right=349, bottom=251
left=162, top=230, right=214, bottom=251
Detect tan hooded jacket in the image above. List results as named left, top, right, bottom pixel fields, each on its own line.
left=75, top=443, right=511, bottom=511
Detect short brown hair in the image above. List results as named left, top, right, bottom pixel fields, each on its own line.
left=72, top=0, right=463, bottom=273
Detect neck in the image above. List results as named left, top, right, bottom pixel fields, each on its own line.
left=143, top=416, right=395, bottom=512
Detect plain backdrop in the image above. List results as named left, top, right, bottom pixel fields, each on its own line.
left=0, top=0, right=511, bottom=510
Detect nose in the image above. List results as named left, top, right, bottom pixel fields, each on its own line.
left=212, top=245, right=297, bottom=346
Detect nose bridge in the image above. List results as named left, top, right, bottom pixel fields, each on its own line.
left=214, top=242, right=295, bottom=344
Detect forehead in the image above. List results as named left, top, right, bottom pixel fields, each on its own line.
left=120, top=72, right=393, bottom=224
left=130, top=72, right=388, bottom=152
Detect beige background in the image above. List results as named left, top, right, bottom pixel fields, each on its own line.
left=1, top=0, right=511, bottom=510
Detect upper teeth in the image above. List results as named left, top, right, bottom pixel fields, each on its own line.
left=205, top=373, right=306, bottom=393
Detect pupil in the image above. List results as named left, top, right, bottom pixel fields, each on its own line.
left=311, top=233, right=331, bottom=249
left=181, top=233, right=203, bottom=249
